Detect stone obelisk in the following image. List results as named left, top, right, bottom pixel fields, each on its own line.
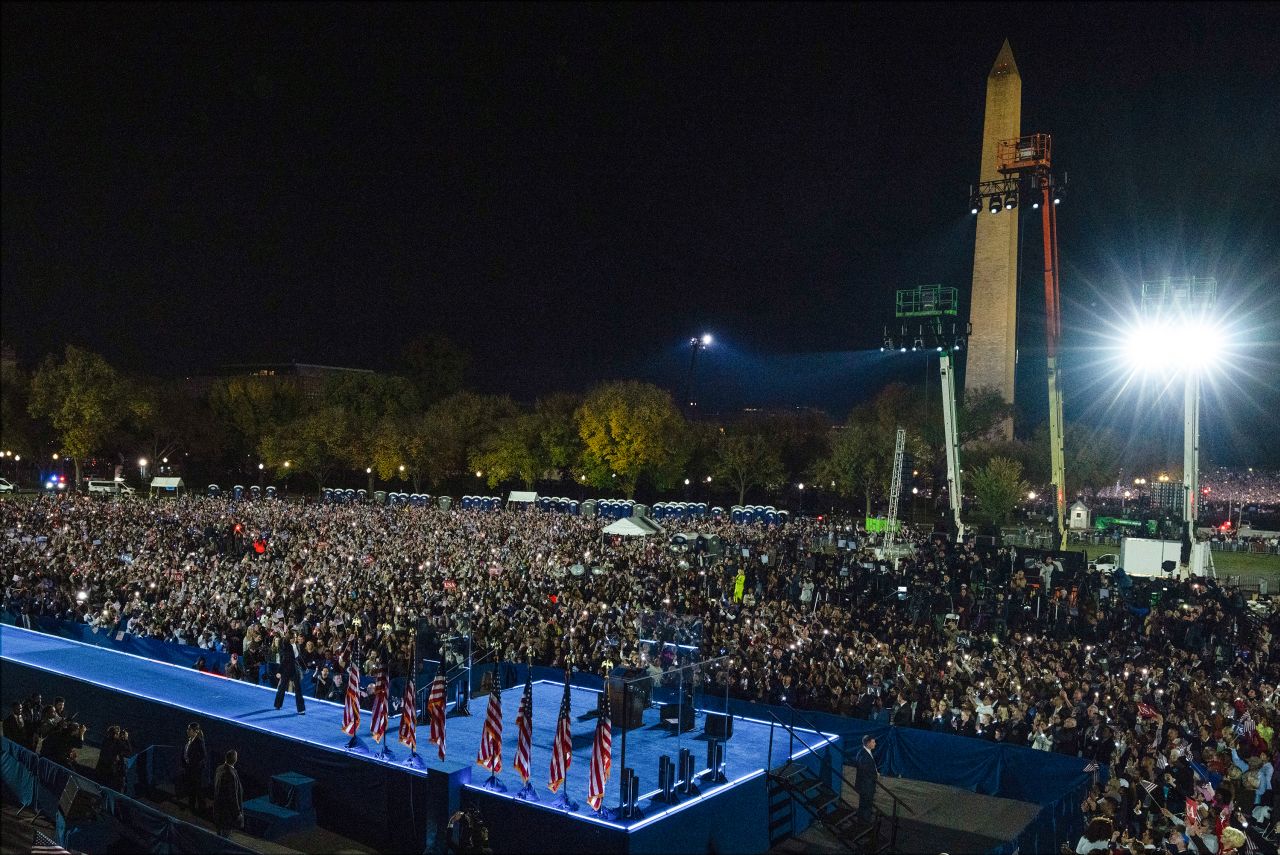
left=966, top=40, right=1021, bottom=437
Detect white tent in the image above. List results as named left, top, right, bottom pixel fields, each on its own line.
left=149, top=476, right=186, bottom=498
left=507, top=491, right=538, bottom=505
left=602, top=515, right=664, bottom=537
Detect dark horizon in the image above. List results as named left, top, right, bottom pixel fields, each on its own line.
left=4, top=3, right=1279, bottom=464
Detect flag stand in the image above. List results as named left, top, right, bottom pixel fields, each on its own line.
left=375, top=744, right=394, bottom=761
left=514, top=782, right=538, bottom=802
left=550, top=790, right=578, bottom=812
left=402, top=750, right=425, bottom=770
left=480, top=773, right=507, bottom=793
left=591, top=805, right=617, bottom=821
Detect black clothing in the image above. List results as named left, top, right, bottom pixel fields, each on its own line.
left=274, top=641, right=306, bottom=713
left=855, top=746, right=878, bottom=823
left=181, top=733, right=207, bottom=812
left=213, top=762, right=244, bottom=836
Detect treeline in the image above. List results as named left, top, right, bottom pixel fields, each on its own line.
left=0, top=340, right=1175, bottom=521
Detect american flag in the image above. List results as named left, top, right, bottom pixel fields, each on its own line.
left=341, top=660, right=361, bottom=736
left=1083, top=760, right=1098, bottom=772
left=548, top=672, right=573, bottom=793
left=586, top=688, right=612, bottom=811
left=1138, top=779, right=1157, bottom=795
left=398, top=676, right=417, bottom=751
left=427, top=672, right=447, bottom=760
left=370, top=668, right=389, bottom=743
left=476, top=668, right=503, bottom=773
left=513, top=673, right=533, bottom=785
left=31, top=830, right=70, bottom=855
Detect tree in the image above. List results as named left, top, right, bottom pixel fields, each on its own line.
left=260, top=406, right=350, bottom=492
left=0, top=358, right=38, bottom=457
left=207, top=375, right=303, bottom=472
left=530, top=393, right=583, bottom=475
left=576, top=381, right=688, bottom=498
left=400, top=334, right=470, bottom=407
left=27, top=346, right=147, bottom=488
left=319, top=373, right=420, bottom=483
left=713, top=433, right=786, bottom=506
left=471, top=412, right=541, bottom=489
left=969, top=456, right=1029, bottom=527
left=738, top=409, right=832, bottom=485
left=816, top=418, right=887, bottom=518
left=410, top=392, right=519, bottom=489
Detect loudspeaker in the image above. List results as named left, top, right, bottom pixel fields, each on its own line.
left=59, top=777, right=101, bottom=822
left=704, top=712, right=733, bottom=740
left=1161, top=560, right=1177, bottom=574
left=659, top=703, right=694, bottom=733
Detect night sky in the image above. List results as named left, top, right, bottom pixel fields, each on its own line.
left=4, top=3, right=1278, bottom=462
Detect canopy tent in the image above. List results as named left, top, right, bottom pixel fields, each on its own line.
left=601, top=516, right=664, bottom=537
left=149, top=476, right=186, bottom=498
left=507, top=491, right=538, bottom=505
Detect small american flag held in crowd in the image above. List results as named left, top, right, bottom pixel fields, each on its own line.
left=341, top=660, right=361, bottom=736
left=587, top=687, right=613, bottom=811
left=1156, top=754, right=1168, bottom=769
left=1137, top=702, right=1159, bottom=719
left=1139, top=779, right=1157, bottom=795
left=548, top=671, right=573, bottom=794
left=369, top=668, right=389, bottom=743
left=398, top=676, right=417, bottom=751
left=427, top=673, right=447, bottom=760
left=514, top=673, right=534, bottom=785
left=476, top=668, right=504, bottom=773
left=1083, top=761, right=1098, bottom=772
left=32, top=829, right=71, bottom=855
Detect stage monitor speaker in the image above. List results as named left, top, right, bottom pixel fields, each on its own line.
left=659, top=702, right=694, bottom=733
left=59, top=776, right=101, bottom=822
left=704, top=712, right=733, bottom=740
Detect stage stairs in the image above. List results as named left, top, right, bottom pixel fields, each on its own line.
left=242, top=772, right=317, bottom=841
left=764, top=707, right=899, bottom=854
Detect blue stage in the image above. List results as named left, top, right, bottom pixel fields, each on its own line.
left=0, top=624, right=835, bottom=853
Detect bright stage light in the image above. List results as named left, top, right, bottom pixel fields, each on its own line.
left=1123, top=318, right=1226, bottom=374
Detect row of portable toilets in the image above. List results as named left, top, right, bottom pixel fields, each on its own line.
left=207, top=485, right=278, bottom=500
left=536, top=496, right=581, bottom=514
left=649, top=501, right=712, bottom=520
left=204, top=485, right=788, bottom=525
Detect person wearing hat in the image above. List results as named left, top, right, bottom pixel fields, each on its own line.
left=855, top=734, right=879, bottom=824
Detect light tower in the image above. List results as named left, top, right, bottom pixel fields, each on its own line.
left=882, top=285, right=969, bottom=541
left=684, top=333, right=712, bottom=413
left=971, top=131, right=1069, bottom=549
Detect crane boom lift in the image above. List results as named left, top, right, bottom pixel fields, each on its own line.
left=989, top=133, right=1069, bottom=549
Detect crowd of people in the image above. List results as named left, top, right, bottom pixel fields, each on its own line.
left=2, top=492, right=1277, bottom=852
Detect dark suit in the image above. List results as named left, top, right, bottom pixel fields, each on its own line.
left=213, top=762, right=244, bottom=836
left=3, top=713, right=30, bottom=748
left=274, top=641, right=306, bottom=713
left=181, top=734, right=207, bottom=812
left=854, top=745, right=878, bottom=823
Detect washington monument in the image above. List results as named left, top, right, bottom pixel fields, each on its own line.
left=966, top=40, right=1021, bottom=437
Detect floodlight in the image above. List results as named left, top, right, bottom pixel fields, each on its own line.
left=1032, top=196, right=1041, bottom=210
left=988, top=196, right=1001, bottom=214
left=701, top=333, right=713, bottom=346
left=1004, top=191, right=1018, bottom=210
left=969, top=194, right=981, bottom=215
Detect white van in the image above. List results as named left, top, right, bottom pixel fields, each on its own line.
left=87, top=479, right=134, bottom=496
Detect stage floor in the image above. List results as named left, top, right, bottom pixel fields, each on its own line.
left=0, top=624, right=832, bottom=831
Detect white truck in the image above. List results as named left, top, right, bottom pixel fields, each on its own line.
left=1118, top=537, right=1213, bottom=579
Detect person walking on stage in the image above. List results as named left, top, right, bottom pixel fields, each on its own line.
left=181, top=722, right=207, bottom=815
left=213, top=749, right=244, bottom=837
left=855, top=734, right=878, bottom=824
left=274, top=631, right=307, bottom=715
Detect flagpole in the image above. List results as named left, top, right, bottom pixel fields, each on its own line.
left=345, top=637, right=360, bottom=750
left=515, top=655, right=537, bottom=802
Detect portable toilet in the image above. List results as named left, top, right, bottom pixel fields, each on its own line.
left=437, top=496, right=452, bottom=511
left=265, top=486, right=277, bottom=500
left=207, top=484, right=221, bottom=497
left=232, top=485, right=244, bottom=501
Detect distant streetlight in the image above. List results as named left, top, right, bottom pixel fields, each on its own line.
left=52, top=453, right=59, bottom=460
left=797, top=483, right=805, bottom=514
left=284, top=461, right=291, bottom=468
left=1027, top=491, right=1037, bottom=500
left=705, top=476, right=712, bottom=483
left=162, top=457, right=168, bottom=464
left=475, top=470, right=483, bottom=478
left=684, top=333, right=714, bottom=412
left=684, top=478, right=690, bottom=485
